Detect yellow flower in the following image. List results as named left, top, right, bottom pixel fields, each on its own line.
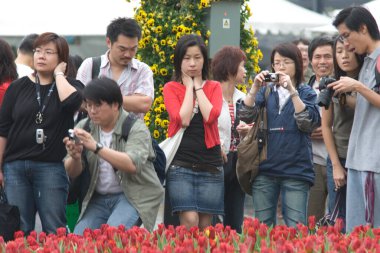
left=147, top=18, right=154, bottom=28
left=159, top=103, right=166, bottom=111
left=155, top=26, right=163, bottom=33
left=153, top=130, right=160, bottom=139
left=160, top=40, right=166, bottom=46
left=161, top=119, right=169, bottom=128
left=145, top=120, right=151, bottom=127
left=160, top=68, right=168, bottom=76
left=150, top=64, right=158, bottom=75
left=155, top=118, right=162, bottom=126
left=170, top=54, right=174, bottom=63
left=154, top=107, right=162, bottom=114
left=159, top=51, right=165, bottom=58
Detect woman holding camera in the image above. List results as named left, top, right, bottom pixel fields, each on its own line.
left=0, top=33, right=83, bottom=234
left=239, top=42, right=320, bottom=227
left=321, top=36, right=364, bottom=226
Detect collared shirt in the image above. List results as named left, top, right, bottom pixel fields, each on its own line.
left=76, top=51, right=154, bottom=118
left=346, top=46, right=380, bottom=172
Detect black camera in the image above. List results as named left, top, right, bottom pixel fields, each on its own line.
left=317, top=76, right=336, bottom=109
left=264, top=73, right=279, bottom=82
left=68, top=129, right=80, bottom=144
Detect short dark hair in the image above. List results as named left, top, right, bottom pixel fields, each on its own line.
left=211, top=46, right=247, bottom=82
left=333, top=36, right=364, bottom=80
left=83, top=77, right=123, bottom=109
left=173, top=34, right=209, bottom=82
left=308, top=36, right=334, bottom=61
left=34, top=32, right=70, bottom=75
left=0, top=38, right=18, bottom=83
left=292, top=38, right=310, bottom=46
left=333, top=6, right=380, bottom=40
left=270, top=42, right=304, bottom=86
left=18, top=34, right=38, bottom=55
left=106, top=17, right=142, bottom=43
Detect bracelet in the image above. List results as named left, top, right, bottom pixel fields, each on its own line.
left=54, top=72, right=65, bottom=78
left=290, top=90, right=299, bottom=98
left=194, top=87, right=203, bottom=92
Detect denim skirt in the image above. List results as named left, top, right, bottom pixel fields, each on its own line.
left=166, top=164, right=224, bottom=215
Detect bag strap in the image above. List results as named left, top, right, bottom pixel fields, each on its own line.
left=121, top=114, right=138, bottom=141
left=330, top=188, right=343, bottom=222
left=91, top=56, right=101, bottom=79
left=375, top=56, right=380, bottom=88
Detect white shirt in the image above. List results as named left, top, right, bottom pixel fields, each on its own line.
left=16, top=63, right=33, bottom=78
left=95, top=129, right=123, bottom=194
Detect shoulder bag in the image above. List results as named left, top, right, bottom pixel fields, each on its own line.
left=236, top=86, right=270, bottom=195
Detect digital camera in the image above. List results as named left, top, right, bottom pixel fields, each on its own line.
left=68, top=129, right=80, bottom=144
left=36, top=129, right=45, bottom=144
left=317, top=76, right=336, bottom=109
left=264, top=73, right=279, bottom=82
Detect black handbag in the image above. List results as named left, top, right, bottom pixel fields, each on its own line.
left=0, top=186, right=20, bottom=241
left=317, top=188, right=344, bottom=227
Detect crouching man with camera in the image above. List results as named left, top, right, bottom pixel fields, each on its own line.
left=64, top=77, right=164, bottom=234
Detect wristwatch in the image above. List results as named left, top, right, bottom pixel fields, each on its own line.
left=94, top=142, right=103, bottom=154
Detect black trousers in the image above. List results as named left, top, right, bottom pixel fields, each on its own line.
left=223, top=151, right=245, bottom=233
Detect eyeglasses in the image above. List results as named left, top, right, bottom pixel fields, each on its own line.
left=339, top=31, right=352, bottom=42
left=33, top=48, right=58, bottom=56
left=272, top=60, right=294, bottom=68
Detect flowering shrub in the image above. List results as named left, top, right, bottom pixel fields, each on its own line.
left=3, top=217, right=380, bottom=252
left=128, top=0, right=262, bottom=141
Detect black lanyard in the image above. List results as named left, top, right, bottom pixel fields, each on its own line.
left=35, top=74, right=56, bottom=124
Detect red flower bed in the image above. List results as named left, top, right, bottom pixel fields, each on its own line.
left=2, top=217, right=380, bottom=252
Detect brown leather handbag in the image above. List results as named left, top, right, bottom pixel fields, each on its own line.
left=236, top=87, right=270, bottom=195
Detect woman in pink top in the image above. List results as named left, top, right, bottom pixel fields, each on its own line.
left=163, top=34, right=223, bottom=229
left=0, top=39, right=18, bottom=105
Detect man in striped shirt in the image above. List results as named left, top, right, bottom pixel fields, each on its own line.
left=77, top=18, right=154, bottom=119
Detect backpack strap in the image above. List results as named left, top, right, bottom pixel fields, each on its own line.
left=376, top=56, right=380, bottom=87
left=121, top=114, right=138, bottom=141
left=91, top=56, right=101, bottom=79
left=83, top=118, right=91, bottom=132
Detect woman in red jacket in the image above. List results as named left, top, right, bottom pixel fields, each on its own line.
left=163, top=34, right=223, bottom=229
left=0, top=39, right=18, bottom=105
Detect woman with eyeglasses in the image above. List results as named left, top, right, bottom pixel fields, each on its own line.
left=0, top=32, right=83, bottom=235
left=238, top=42, right=320, bottom=227
left=321, top=36, right=364, bottom=228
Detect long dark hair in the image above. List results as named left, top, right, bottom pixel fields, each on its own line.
left=173, top=34, right=209, bottom=82
left=0, top=38, right=18, bottom=84
left=333, top=36, right=364, bottom=80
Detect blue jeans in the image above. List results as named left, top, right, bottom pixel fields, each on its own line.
left=326, top=156, right=347, bottom=221
left=3, top=160, right=69, bottom=234
left=223, top=152, right=245, bottom=233
left=252, top=174, right=310, bottom=227
left=74, top=192, right=139, bottom=235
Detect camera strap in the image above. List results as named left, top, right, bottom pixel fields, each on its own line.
left=35, top=74, right=56, bottom=124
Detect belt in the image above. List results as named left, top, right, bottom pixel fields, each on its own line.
left=171, top=160, right=220, bottom=173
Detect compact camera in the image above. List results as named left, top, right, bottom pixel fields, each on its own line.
left=36, top=129, right=46, bottom=144
left=317, top=76, right=336, bottom=109
left=68, top=129, right=80, bottom=144
left=264, top=73, right=279, bottom=82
